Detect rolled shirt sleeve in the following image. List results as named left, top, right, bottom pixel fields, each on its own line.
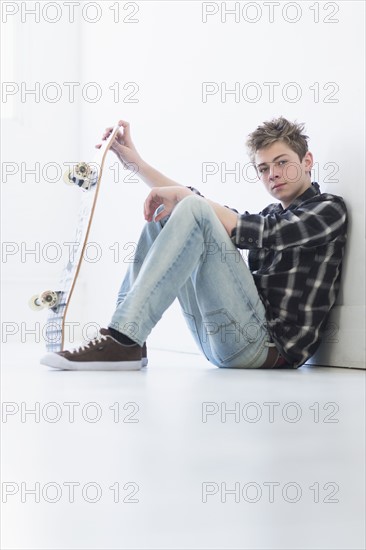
left=231, top=196, right=347, bottom=251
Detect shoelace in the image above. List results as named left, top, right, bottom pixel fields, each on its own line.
left=71, top=333, right=108, bottom=354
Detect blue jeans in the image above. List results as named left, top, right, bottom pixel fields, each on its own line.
left=110, top=195, right=272, bottom=368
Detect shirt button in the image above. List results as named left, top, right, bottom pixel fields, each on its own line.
left=240, top=237, right=245, bottom=242
left=248, top=238, right=253, bottom=243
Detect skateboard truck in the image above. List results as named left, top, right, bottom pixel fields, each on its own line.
left=63, top=162, right=98, bottom=190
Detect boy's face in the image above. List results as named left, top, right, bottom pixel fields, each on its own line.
left=255, top=141, right=313, bottom=209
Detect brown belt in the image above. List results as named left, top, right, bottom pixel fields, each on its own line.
left=259, top=346, right=290, bottom=369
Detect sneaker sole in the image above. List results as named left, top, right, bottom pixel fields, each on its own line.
left=40, top=353, right=143, bottom=371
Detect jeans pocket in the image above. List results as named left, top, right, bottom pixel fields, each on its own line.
left=202, top=308, right=255, bottom=363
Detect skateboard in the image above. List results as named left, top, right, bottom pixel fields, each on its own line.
left=29, top=124, right=121, bottom=352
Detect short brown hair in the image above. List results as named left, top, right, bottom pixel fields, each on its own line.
left=246, top=116, right=309, bottom=164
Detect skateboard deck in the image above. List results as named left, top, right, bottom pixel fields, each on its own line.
left=29, top=124, right=120, bottom=352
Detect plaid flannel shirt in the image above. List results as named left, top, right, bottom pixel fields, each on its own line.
left=230, top=182, right=348, bottom=367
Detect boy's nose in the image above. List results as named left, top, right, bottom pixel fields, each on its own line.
left=269, top=165, right=280, bottom=180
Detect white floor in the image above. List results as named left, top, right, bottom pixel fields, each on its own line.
left=1, top=344, right=365, bottom=550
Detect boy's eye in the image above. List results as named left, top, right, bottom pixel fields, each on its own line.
left=278, top=160, right=287, bottom=166
left=259, top=166, right=268, bottom=173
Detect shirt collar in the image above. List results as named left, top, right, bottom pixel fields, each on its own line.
left=278, top=182, right=321, bottom=212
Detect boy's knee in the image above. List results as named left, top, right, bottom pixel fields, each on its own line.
left=179, top=194, right=201, bottom=208
left=176, top=194, right=212, bottom=218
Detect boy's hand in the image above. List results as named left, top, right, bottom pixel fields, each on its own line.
left=96, top=120, right=142, bottom=169
left=144, top=186, right=194, bottom=222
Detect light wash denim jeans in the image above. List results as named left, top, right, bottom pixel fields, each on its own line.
left=110, top=195, right=273, bottom=368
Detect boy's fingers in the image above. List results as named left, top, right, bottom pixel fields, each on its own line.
left=153, top=204, right=166, bottom=222
left=118, top=121, right=130, bottom=138
left=144, top=193, right=158, bottom=220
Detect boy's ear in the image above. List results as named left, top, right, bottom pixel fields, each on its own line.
left=304, top=151, right=314, bottom=171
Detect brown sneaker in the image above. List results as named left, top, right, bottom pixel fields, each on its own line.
left=142, top=343, right=148, bottom=367
left=40, top=328, right=143, bottom=371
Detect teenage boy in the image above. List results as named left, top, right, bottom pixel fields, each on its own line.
left=41, top=117, right=347, bottom=371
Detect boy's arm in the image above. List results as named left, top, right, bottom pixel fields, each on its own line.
left=104, top=121, right=239, bottom=235
left=101, top=121, right=184, bottom=189
left=137, top=160, right=184, bottom=189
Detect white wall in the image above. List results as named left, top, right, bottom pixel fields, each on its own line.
left=1, top=1, right=365, bottom=368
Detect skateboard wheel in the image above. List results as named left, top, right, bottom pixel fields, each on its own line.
left=63, top=169, right=74, bottom=185
left=75, top=162, right=90, bottom=178
left=39, top=290, right=59, bottom=309
left=29, top=294, right=44, bottom=311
